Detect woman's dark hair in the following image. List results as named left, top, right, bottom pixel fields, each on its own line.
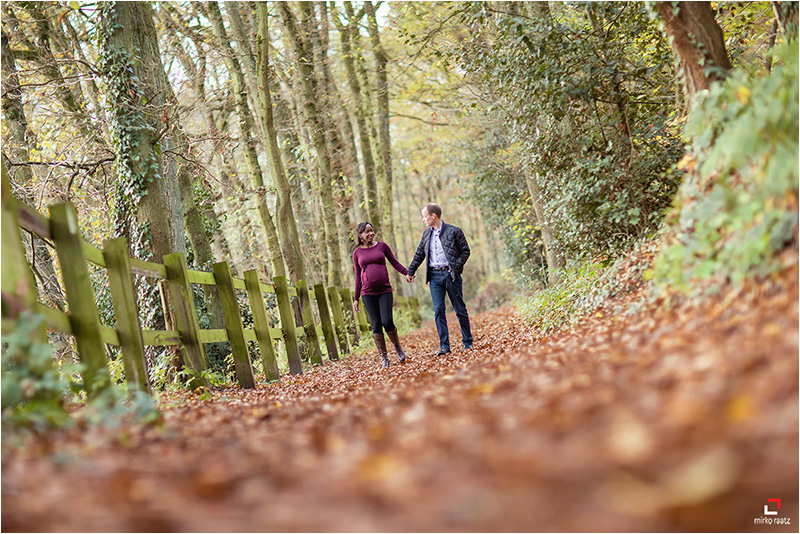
left=354, top=222, right=374, bottom=248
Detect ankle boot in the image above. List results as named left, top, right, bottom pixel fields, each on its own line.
left=373, top=333, right=389, bottom=368
left=386, top=328, right=406, bottom=363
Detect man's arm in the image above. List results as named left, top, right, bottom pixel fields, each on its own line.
left=453, top=227, right=470, bottom=272
left=407, top=232, right=428, bottom=276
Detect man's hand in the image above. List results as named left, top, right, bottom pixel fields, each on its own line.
left=406, top=274, right=416, bottom=283
left=353, top=300, right=359, bottom=314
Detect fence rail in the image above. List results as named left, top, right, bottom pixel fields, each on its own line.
left=1, top=162, right=420, bottom=396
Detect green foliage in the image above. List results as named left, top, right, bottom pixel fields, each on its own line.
left=516, top=233, right=657, bottom=332
left=147, top=349, right=174, bottom=391
left=2, top=312, right=73, bottom=431
left=515, top=259, right=605, bottom=334
left=2, top=311, right=160, bottom=438
left=653, top=41, right=799, bottom=290
left=78, top=385, right=161, bottom=430
left=351, top=331, right=377, bottom=356
left=201, top=362, right=233, bottom=388
left=392, top=305, right=417, bottom=336
left=457, top=131, right=547, bottom=283
left=427, top=2, right=683, bottom=269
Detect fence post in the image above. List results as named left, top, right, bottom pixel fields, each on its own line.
left=103, top=236, right=150, bottom=393
left=340, top=287, right=360, bottom=345
left=274, top=275, right=303, bottom=375
left=163, top=252, right=208, bottom=390
left=213, top=261, right=255, bottom=389
left=49, top=203, right=111, bottom=395
left=244, top=270, right=279, bottom=382
left=296, top=280, right=323, bottom=365
left=356, top=297, right=370, bottom=334
left=313, top=283, right=339, bottom=361
left=327, top=285, right=349, bottom=354
left=1, top=162, right=48, bottom=345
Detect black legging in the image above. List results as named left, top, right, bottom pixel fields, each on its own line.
left=361, top=292, right=395, bottom=334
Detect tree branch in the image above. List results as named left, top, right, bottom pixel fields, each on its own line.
left=391, top=112, right=451, bottom=126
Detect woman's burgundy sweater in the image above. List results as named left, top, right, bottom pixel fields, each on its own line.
left=352, top=242, right=408, bottom=301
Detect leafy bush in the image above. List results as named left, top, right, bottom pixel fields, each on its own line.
left=2, top=312, right=73, bottom=432
left=516, top=234, right=658, bottom=332
left=2, top=311, right=160, bottom=438
left=653, top=41, right=799, bottom=290
left=450, top=2, right=682, bottom=264
left=515, top=259, right=605, bottom=334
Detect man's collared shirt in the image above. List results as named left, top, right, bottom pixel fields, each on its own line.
left=429, top=225, right=449, bottom=267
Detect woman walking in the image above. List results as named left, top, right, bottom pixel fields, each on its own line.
left=352, top=222, right=409, bottom=368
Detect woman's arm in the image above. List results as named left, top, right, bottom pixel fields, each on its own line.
left=382, top=243, right=409, bottom=276
left=352, top=250, right=363, bottom=301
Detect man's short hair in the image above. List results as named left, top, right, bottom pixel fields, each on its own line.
left=424, top=203, right=442, bottom=218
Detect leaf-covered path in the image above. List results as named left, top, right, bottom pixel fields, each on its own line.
left=3, top=267, right=798, bottom=532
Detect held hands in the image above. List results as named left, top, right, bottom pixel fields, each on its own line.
left=405, top=274, right=416, bottom=283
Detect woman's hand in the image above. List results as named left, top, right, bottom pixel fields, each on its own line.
left=353, top=300, right=359, bottom=314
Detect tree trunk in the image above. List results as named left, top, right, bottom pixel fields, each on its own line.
left=256, top=3, right=307, bottom=286
left=317, top=1, right=365, bottom=223
left=772, top=1, right=799, bottom=40
left=364, top=1, right=403, bottom=292
left=655, top=2, right=732, bottom=108
left=1, top=28, right=66, bottom=312
left=365, top=1, right=395, bottom=247
left=157, top=5, right=242, bottom=271
left=205, top=0, right=285, bottom=279
left=335, top=2, right=381, bottom=227
left=277, top=1, right=343, bottom=288
left=99, top=2, right=185, bottom=263
left=525, top=173, right=564, bottom=287
left=224, top=1, right=267, bottom=142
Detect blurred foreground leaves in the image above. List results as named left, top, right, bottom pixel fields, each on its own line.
left=2, top=264, right=797, bottom=532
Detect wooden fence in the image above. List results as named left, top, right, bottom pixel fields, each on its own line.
left=1, top=163, right=420, bottom=396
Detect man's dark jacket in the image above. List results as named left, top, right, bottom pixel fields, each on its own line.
left=408, top=222, right=470, bottom=284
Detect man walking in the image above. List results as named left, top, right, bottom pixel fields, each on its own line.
left=406, top=203, right=473, bottom=355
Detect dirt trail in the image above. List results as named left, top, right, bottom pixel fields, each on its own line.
left=2, top=267, right=798, bottom=532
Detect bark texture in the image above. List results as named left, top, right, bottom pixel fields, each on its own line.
left=656, top=2, right=732, bottom=106
left=205, top=0, right=285, bottom=279
left=100, top=1, right=185, bottom=262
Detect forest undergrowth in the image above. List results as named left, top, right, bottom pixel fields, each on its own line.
left=2, top=245, right=797, bottom=532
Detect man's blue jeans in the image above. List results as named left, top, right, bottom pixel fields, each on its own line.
left=430, top=269, right=472, bottom=351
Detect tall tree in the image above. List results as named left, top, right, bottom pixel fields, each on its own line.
left=365, top=1, right=395, bottom=247
left=302, top=2, right=355, bottom=279
left=350, top=4, right=384, bottom=205
left=255, top=3, right=306, bottom=285
left=1, top=28, right=66, bottom=311
left=277, top=1, right=343, bottom=287
left=98, top=1, right=184, bottom=263
left=656, top=2, right=732, bottom=108
left=317, top=1, right=365, bottom=223
left=335, top=1, right=381, bottom=228
left=204, top=0, right=285, bottom=278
